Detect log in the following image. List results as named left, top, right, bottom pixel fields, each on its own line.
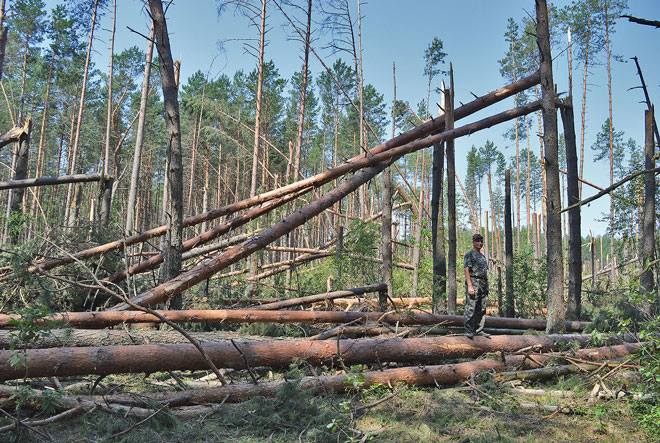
left=0, top=328, right=247, bottom=349
left=31, top=72, right=540, bottom=274
left=560, top=166, right=660, bottom=213
left=104, top=190, right=303, bottom=283
left=0, top=309, right=591, bottom=331
left=182, top=231, right=258, bottom=261
left=495, top=364, right=583, bottom=382
left=255, top=284, right=387, bottom=310
left=0, top=173, right=106, bottom=190
left=329, top=296, right=432, bottom=309
left=0, top=334, right=599, bottom=380
left=0, top=325, right=530, bottom=348
left=115, top=100, right=544, bottom=310
left=309, top=325, right=528, bottom=340
left=1, top=343, right=637, bottom=407
left=621, top=14, right=660, bottom=29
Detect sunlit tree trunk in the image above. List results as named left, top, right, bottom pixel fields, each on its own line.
left=126, top=25, right=155, bottom=235
left=149, top=0, right=184, bottom=308
left=65, top=0, right=100, bottom=227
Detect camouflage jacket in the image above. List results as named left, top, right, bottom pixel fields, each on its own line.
left=464, top=249, right=488, bottom=290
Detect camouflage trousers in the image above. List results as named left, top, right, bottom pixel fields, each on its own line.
left=464, top=285, right=488, bottom=334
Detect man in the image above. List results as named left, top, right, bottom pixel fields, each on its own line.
left=463, top=233, right=489, bottom=338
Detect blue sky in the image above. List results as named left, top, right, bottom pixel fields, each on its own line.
left=53, top=0, right=660, bottom=235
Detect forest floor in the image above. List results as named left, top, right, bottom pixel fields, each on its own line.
left=2, top=367, right=655, bottom=443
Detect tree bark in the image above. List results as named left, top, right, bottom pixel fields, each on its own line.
left=5, top=119, right=32, bottom=244
left=578, top=18, right=591, bottom=198
left=604, top=3, right=617, bottom=283
left=381, top=62, right=395, bottom=308
left=293, top=0, right=312, bottom=179
left=0, top=334, right=598, bottom=380
left=431, top=92, right=446, bottom=313
left=640, top=108, right=656, bottom=311
left=100, top=0, right=117, bottom=225
left=560, top=99, right=582, bottom=320
left=446, top=67, right=457, bottom=314
left=30, top=62, right=53, bottom=226
left=149, top=0, right=184, bottom=308
left=536, top=0, right=565, bottom=333
left=0, top=173, right=105, bottom=191
left=0, top=309, right=591, bottom=331
left=250, top=0, right=267, bottom=197
left=255, top=283, right=386, bottom=310
left=125, top=26, right=155, bottom=235
left=504, top=169, right=514, bottom=317
left=526, top=118, right=532, bottom=241
left=411, top=155, right=425, bottom=298
left=64, top=0, right=100, bottom=227
left=0, top=0, right=6, bottom=81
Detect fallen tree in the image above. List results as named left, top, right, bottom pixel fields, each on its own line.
left=255, top=284, right=387, bottom=310
left=0, top=325, right=534, bottom=348
left=114, top=100, right=544, bottom=310
left=0, top=343, right=639, bottom=406
left=28, top=72, right=540, bottom=275
left=103, top=190, right=304, bottom=283
left=0, top=309, right=590, bottom=331
left=0, top=173, right=106, bottom=190
left=0, top=328, right=246, bottom=349
left=0, top=334, right=605, bottom=380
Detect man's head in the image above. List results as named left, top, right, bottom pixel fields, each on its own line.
left=472, top=233, right=484, bottom=250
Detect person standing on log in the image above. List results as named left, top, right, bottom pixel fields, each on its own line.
left=464, top=233, right=490, bottom=338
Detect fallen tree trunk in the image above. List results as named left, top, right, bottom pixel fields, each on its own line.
left=0, top=343, right=638, bottom=407
left=0, top=329, right=248, bottom=349
left=255, top=284, right=387, bottom=310
left=104, top=190, right=303, bottom=283
left=0, top=309, right=590, bottom=331
left=309, top=325, right=528, bottom=340
left=182, top=231, right=259, bottom=261
left=114, top=100, right=544, bottom=310
left=0, top=334, right=603, bottom=380
left=329, top=296, right=499, bottom=313
left=0, top=173, right=107, bottom=190
left=0, top=325, right=533, bottom=348
left=31, top=72, right=540, bottom=275
left=495, top=364, right=584, bottom=383
left=330, top=296, right=432, bottom=309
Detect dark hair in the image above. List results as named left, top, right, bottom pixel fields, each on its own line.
left=472, top=233, right=484, bottom=242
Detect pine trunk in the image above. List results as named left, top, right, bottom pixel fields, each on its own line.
left=536, top=0, right=565, bottom=333
left=125, top=26, right=155, bottom=234
left=560, top=99, right=582, bottom=320
left=149, top=0, right=185, bottom=308
left=445, top=71, right=457, bottom=314
left=504, top=169, right=514, bottom=316
left=65, top=0, right=99, bottom=227
left=640, top=108, right=656, bottom=312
